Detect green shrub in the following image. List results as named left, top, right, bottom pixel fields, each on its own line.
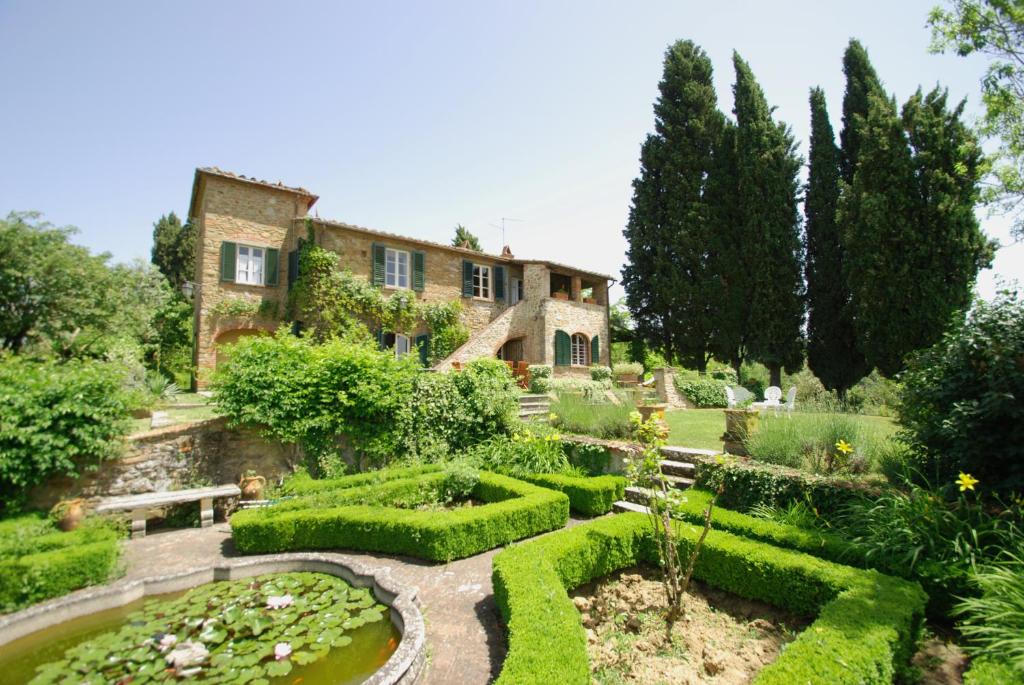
left=954, top=545, right=1024, bottom=676
left=463, top=428, right=573, bottom=478
left=565, top=442, right=615, bottom=475
left=899, top=291, right=1024, bottom=493
left=611, top=362, right=643, bottom=377
left=963, top=657, right=1023, bottom=685
left=550, top=392, right=633, bottom=440
left=527, top=365, right=552, bottom=394
left=231, top=471, right=569, bottom=562
left=521, top=474, right=626, bottom=516
left=0, top=356, right=132, bottom=514
left=673, top=377, right=729, bottom=408
left=492, top=512, right=925, bottom=685
left=0, top=516, right=122, bottom=613
left=547, top=377, right=612, bottom=400
left=589, top=366, right=612, bottom=382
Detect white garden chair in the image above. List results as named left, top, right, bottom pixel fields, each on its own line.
left=780, top=387, right=797, bottom=415
left=724, top=386, right=738, bottom=408
left=752, top=385, right=782, bottom=411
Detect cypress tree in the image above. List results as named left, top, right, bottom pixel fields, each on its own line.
left=840, top=88, right=994, bottom=375
left=839, top=39, right=883, bottom=184
left=805, top=87, right=868, bottom=397
left=623, top=40, right=725, bottom=373
left=731, top=52, right=805, bottom=388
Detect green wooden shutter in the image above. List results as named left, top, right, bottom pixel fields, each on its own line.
left=264, top=248, right=279, bottom=286
left=493, top=265, right=505, bottom=301
left=376, top=328, right=385, bottom=350
left=413, top=251, right=425, bottom=292
left=590, top=334, right=600, bottom=366
left=220, top=242, right=236, bottom=282
left=462, top=260, right=474, bottom=297
left=287, top=249, right=300, bottom=289
left=554, top=330, right=570, bottom=366
left=372, top=243, right=386, bottom=286
left=416, top=333, right=430, bottom=366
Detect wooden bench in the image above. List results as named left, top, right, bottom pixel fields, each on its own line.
left=95, top=485, right=241, bottom=538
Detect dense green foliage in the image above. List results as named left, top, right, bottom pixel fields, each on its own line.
left=519, top=473, right=626, bottom=516
left=954, top=547, right=1024, bottom=676
left=550, top=392, right=633, bottom=439
left=621, top=40, right=726, bottom=373
left=930, top=0, right=1024, bottom=240
left=451, top=224, right=482, bottom=250
left=672, top=376, right=728, bottom=407
left=231, top=471, right=569, bottom=562
left=963, top=656, right=1024, bottom=685
left=744, top=412, right=895, bottom=475
left=463, top=427, right=573, bottom=478
left=0, top=515, right=122, bottom=612
left=731, top=53, right=805, bottom=388
left=492, top=512, right=925, bottom=684
left=898, top=291, right=1024, bottom=491
left=0, top=356, right=131, bottom=513
left=805, top=87, right=868, bottom=396
left=214, top=332, right=517, bottom=471
left=26, top=572, right=387, bottom=684
left=149, top=211, right=195, bottom=292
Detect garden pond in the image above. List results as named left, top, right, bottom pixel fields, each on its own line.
left=0, top=572, right=399, bottom=684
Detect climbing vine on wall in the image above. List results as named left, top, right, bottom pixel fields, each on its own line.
left=288, top=220, right=468, bottom=363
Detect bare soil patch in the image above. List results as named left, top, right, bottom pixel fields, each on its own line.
left=571, top=566, right=811, bottom=684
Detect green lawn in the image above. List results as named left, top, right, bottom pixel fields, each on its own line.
left=664, top=408, right=897, bottom=452
left=129, top=404, right=221, bottom=434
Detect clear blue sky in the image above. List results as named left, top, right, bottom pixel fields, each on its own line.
left=1, top=0, right=1019, bottom=302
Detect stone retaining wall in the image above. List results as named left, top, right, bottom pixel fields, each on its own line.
left=30, top=418, right=299, bottom=509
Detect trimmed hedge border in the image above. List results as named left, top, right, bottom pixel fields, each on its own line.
left=492, top=513, right=925, bottom=684
left=963, top=657, right=1023, bottom=685
left=231, top=472, right=569, bottom=562
left=279, top=464, right=445, bottom=495
left=521, top=474, right=627, bottom=516
left=0, top=525, right=121, bottom=613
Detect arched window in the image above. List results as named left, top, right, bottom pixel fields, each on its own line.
left=570, top=333, right=589, bottom=366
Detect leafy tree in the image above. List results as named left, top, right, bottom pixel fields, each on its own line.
left=805, top=87, right=868, bottom=397
left=731, top=53, right=805, bottom=387
left=930, top=0, right=1024, bottom=239
left=150, top=211, right=195, bottom=291
left=451, top=224, right=482, bottom=251
left=839, top=39, right=884, bottom=184
left=623, top=40, right=725, bottom=373
left=841, top=88, right=994, bottom=375
left=899, top=290, right=1024, bottom=492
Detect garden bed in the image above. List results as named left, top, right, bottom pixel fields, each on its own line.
left=574, top=567, right=808, bottom=684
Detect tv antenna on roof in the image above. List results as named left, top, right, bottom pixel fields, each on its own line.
left=489, top=217, right=523, bottom=250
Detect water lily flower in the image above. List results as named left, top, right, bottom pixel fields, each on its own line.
left=835, top=440, right=854, bottom=455
left=956, top=472, right=979, bottom=492
left=274, top=642, right=292, bottom=661
left=266, top=594, right=294, bottom=610
left=157, top=634, right=178, bottom=652
left=165, top=641, right=209, bottom=669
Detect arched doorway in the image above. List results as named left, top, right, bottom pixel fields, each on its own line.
left=497, top=337, right=525, bottom=362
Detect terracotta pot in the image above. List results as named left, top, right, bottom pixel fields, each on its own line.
left=552, top=292, right=569, bottom=300
left=239, top=475, right=267, bottom=501
left=583, top=297, right=597, bottom=304
left=637, top=403, right=668, bottom=422
left=53, top=499, right=86, bottom=532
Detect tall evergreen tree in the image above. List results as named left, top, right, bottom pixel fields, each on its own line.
left=840, top=88, right=994, bottom=375
left=451, top=224, right=482, bottom=251
left=622, top=40, right=725, bottom=372
left=839, top=39, right=883, bottom=184
left=151, top=212, right=195, bottom=291
left=731, top=53, right=805, bottom=387
left=805, top=87, right=868, bottom=397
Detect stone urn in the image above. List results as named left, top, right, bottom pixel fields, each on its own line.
left=722, top=408, right=759, bottom=456
left=637, top=403, right=668, bottom=422
left=239, top=474, right=267, bottom=501
left=51, top=498, right=86, bottom=532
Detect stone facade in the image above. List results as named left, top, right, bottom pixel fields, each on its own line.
left=30, top=419, right=300, bottom=510
left=188, top=168, right=612, bottom=387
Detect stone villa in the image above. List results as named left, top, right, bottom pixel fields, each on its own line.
left=188, top=167, right=613, bottom=388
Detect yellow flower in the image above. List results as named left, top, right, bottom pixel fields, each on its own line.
left=956, top=472, right=979, bottom=492
left=835, top=439, right=854, bottom=455
left=549, top=413, right=558, bottom=422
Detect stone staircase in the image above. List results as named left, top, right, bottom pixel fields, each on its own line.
left=518, top=394, right=551, bottom=421
left=612, top=457, right=697, bottom=514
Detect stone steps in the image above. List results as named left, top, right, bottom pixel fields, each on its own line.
left=613, top=457, right=697, bottom=515
left=613, top=500, right=650, bottom=514
left=658, top=459, right=696, bottom=478
left=518, top=393, right=551, bottom=421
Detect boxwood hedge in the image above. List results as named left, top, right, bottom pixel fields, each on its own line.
left=231, top=471, right=569, bottom=562
left=963, top=657, right=1023, bottom=685
left=0, top=517, right=122, bottom=613
left=520, top=474, right=626, bottom=516
left=492, top=513, right=925, bottom=684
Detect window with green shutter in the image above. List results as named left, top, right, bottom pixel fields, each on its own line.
left=590, top=334, right=600, bottom=366
left=554, top=330, right=571, bottom=366
left=493, top=265, right=505, bottom=301
left=413, top=251, right=425, bottom=292
left=220, top=242, right=237, bottom=282
left=264, top=248, right=279, bottom=286
left=462, top=260, right=474, bottom=297
left=372, top=243, right=386, bottom=286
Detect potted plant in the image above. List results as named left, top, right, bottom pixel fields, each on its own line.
left=50, top=498, right=87, bottom=532
left=552, top=287, right=570, bottom=301
left=239, top=470, right=267, bottom=501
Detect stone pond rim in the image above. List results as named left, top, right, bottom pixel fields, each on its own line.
left=0, top=553, right=426, bottom=685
